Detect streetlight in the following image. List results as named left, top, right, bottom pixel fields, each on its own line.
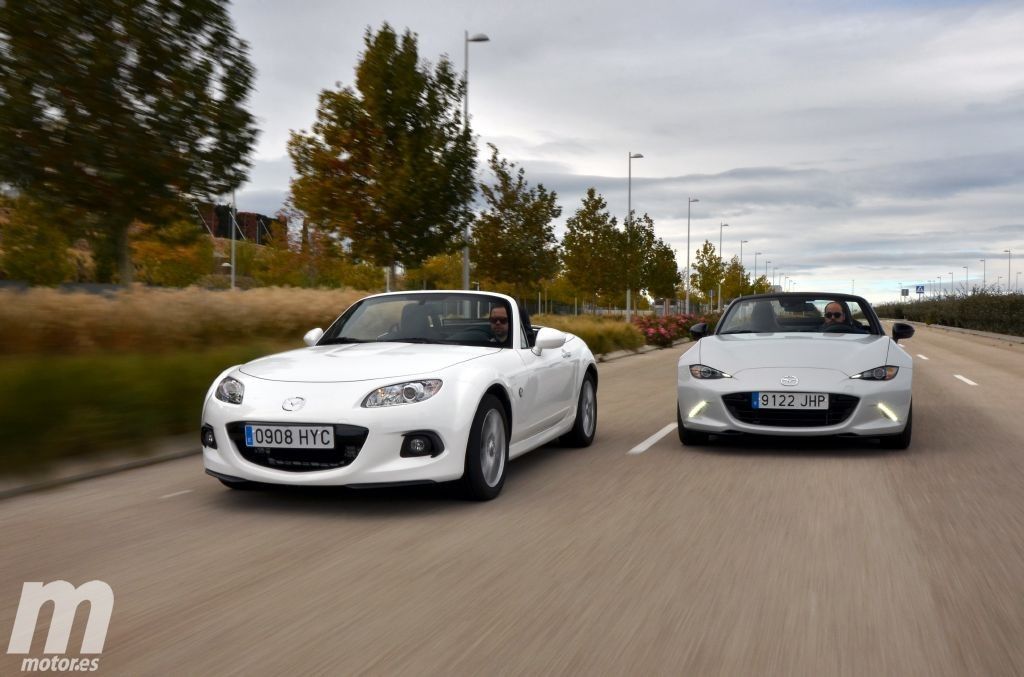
left=997, top=275, right=1003, bottom=292
left=625, top=152, right=644, bottom=321
left=765, top=260, right=771, bottom=284
left=754, top=252, right=761, bottom=284
left=461, top=30, right=490, bottom=290
left=685, top=197, right=698, bottom=315
left=948, top=271, right=953, bottom=296
left=1005, top=249, right=1012, bottom=294
left=937, top=274, right=943, bottom=296
left=963, top=265, right=968, bottom=294
left=718, top=222, right=728, bottom=311
left=980, top=259, right=986, bottom=290
left=740, top=240, right=749, bottom=289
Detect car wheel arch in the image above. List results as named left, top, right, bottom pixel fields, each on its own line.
left=484, top=383, right=513, bottom=434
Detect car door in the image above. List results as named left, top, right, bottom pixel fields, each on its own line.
left=516, top=329, right=576, bottom=434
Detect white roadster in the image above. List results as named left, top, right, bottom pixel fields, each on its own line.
left=201, top=291, right=598, bottom=500
left=677, top=293, right=915, bottom=448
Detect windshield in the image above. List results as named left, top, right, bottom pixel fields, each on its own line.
left=716, top=296, right=880, bottom=335
left=319, top=293, right=514, bottom=347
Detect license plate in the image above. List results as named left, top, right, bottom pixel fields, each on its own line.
left=244, top=425, right=335, bottom=449
left=752, top=392, right=829, bottom=409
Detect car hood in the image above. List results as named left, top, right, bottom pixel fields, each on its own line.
left=699, top=333, right=890, bottom=376
left=238, top=343, right=501, bottom=383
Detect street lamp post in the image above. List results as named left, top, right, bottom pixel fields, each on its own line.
left=948, top=271, right=953, bottom=296
left=754, top=252, right=762, bottom=285
left=997, top=276, right=1003, bottom=292
left=1005, top=249, right=1012, bottom=294
left=626, top=152, right=644, bottom=321
left=740, top=240, right=749, bottom=288
left=686, top=197, right=698, bottom=315
left=461, top=30, right=490, bottom=290
left=980, top=259, right=986, bottom=290
left=718, top=222, right=728, bottom=311
left=765, top=260, right=771, bottom=285
left=963, top=266, right=968, bottom=294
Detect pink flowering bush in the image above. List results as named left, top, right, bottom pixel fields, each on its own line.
left=633, top=313, right=718, bottom=347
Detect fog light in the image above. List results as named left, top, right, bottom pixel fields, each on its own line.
left=201, top=424, right=217, bottom=449
left=400, top=431, right=444, bottom=458
left=688, top=401, right=708, bottom=418
left=876, top=403, right=899, bottom=422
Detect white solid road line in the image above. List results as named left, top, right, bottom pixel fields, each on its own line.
left=160, top=490, right=193, bottom=499
left=628, top=423, right=678, bottom=455
left=954, top=375, right=978, bottom=386
left=917, top=354, right=929, bottom=360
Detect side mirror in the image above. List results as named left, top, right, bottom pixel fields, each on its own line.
left=303, top=328, right=324, bottom=346
left=689, top=322, right=708, bottom=340
left=533, top=327, right=567, bottom=353
left=892, top=322, right=915, bottom=343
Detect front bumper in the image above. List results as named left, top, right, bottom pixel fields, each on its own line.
left=677, top=367, right=912, bottom=437
left=201, top=380, right=477, bottom=487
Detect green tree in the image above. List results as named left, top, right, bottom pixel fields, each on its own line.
left=288, top=24, right=476, bottom=272
left=0, top=198, right=74, bottom=285
left=561, top=188, right=621, bottom=303
left=472, top=145, right=561, bottom=298
left=647, top=238, right=681, bottom=302
left=0, top=0, right=258, bottom=284
left=622, top=210, right=656, bottom=296
left=721, top=256, right=749, bottom=303
left=690, top=240, right=726, bottom=303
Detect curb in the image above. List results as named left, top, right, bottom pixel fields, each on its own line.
left=1, top=340, right=689, bottom=501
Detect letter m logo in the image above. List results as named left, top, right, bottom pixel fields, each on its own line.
left=7, top=581, right=114, bottom=654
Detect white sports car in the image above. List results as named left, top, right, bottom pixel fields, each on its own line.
left=677, top=293, right=915, bottom=448
left=201, top=291, right=598, bottom=500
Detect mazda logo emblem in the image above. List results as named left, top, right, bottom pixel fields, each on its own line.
left=282, top=397, right=306, bottom=411
left=780, top=376, right=799, bottom=387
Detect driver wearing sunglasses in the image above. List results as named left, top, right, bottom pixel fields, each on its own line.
left=488, top=306, right=511, bottom=345
left=820, top=301, right=847, bottom=330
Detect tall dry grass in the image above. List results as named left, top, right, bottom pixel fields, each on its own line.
left=533, top=313, right=645, bottom=354
left=0, top=286, right=367, bottom=355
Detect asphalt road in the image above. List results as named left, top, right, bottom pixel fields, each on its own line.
left=2, top=325, right=1023, bottom=676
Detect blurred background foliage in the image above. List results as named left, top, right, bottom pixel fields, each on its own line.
left=876, top=293, right=1024, bottom=337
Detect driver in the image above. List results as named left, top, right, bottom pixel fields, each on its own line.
left=820, top=301, right=848, bottom=330
left=488, top=306, right=510, bottom=344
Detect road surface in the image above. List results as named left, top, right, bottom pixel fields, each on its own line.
left=2, top=324, right=1022, bottom=675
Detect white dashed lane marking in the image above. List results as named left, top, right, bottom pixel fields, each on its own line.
left=917, top=354, right=929, bottom=360
left=954, top=375, right=978, bottom=386
left=628, top=424, right=678, bottom=455
left=160, top=490, right=193, bottom=499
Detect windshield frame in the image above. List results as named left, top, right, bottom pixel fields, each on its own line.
left=714, top=293, right=884, bottom=336
left=318, top=291, right=517, bottom=348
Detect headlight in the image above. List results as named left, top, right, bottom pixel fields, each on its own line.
left=851, top=366, right=899, bottom=381
left=688, top=364, right=732, bottom=379
left=362, top=379, right=442, bottom=407
left=215, top=376, right=245, bottom=404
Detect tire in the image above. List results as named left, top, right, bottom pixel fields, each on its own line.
left=677, top=403, right=709, bottom=446
left=563, top=373, right=597, bottom=447
left=461, top=394, right=509, bottom=501
left=880, top=404, right=912, bottom=450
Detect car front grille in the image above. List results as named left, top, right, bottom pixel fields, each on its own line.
left=226, top=422, right=369, bottom=472
left=721, top=393, right=860, bottom=428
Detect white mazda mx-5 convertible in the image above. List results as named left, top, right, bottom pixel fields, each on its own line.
left=677, top=293, right=915, bottom=449
left=202, top=291, right=598, bottom=500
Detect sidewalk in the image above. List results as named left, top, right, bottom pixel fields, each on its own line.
left=0, top=340, right=690, bottom=500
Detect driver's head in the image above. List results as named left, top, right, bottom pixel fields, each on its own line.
left=823, top=302, right=845, bottom=325
left=489, top=306, right=509, bottom=342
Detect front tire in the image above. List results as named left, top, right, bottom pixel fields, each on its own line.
left=880, top=404, right=912, bottom=449
left=677, top=403, right=709, bottom=446
left=563, top=373, right=597, bottom=447
left=461, top=394, right=509, bottom=500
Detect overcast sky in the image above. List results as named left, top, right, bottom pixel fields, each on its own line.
left=229, top=0, right=1023, bottom=302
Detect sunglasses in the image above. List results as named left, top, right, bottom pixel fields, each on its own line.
left=490, top=317, right=509, bottom=324
left=824, top=312, right=844, bottom=319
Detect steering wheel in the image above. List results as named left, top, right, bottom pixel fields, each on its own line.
left=449, top=327, right=493, bottom=341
